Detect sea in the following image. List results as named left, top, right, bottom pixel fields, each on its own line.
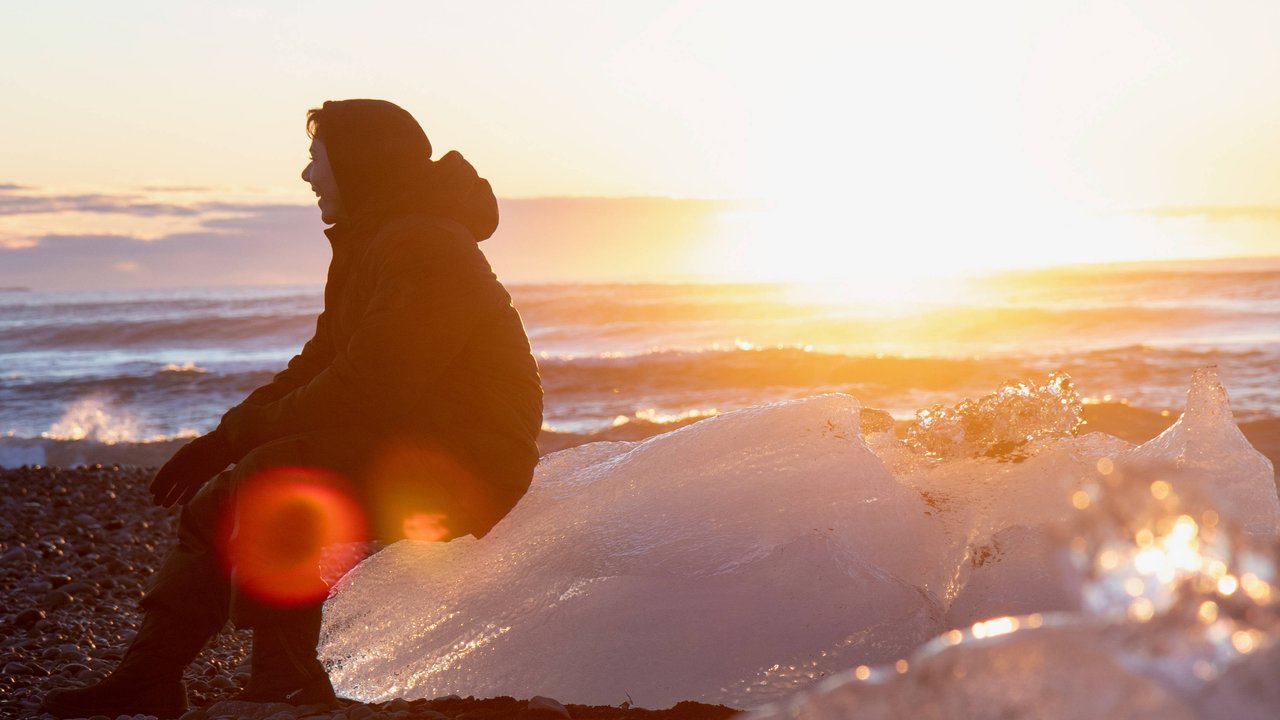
left=2, top=255, right=1279, bottom=467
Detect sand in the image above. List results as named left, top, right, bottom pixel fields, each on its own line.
left=3, top=402, right=1276, bottom=720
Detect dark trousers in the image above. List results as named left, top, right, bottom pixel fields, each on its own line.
left=141, top=429, right=381, bottom=630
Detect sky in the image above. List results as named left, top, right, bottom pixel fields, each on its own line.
left=3, top=1, right=1280, bottom=288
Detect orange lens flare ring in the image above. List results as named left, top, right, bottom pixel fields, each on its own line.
left=218, top=466, right=367, bottom=606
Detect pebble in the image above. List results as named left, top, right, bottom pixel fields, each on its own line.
left=1, top=547, right=28, bottom=563
left=14, top=608, right=45, bottom=626
left=42, top=589, right=73, bottom=609
left=524, top=696, right=572, bottom=719
left=63, top=580, right=97, bottom=595
left=209, top=675, right=235, bottom=690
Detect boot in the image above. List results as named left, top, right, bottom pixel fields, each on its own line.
left=234, top=603, right=337, bottom=706
left=41, top=608, right=217, bottom=719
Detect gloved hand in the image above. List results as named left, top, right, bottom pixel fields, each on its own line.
left=150, top=429, right=235, bottom=507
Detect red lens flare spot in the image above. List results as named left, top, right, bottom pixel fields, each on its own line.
left=219, top=466, right=367, bottom=606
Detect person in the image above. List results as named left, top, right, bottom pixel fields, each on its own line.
left=42, top=99, right=544, bottom=718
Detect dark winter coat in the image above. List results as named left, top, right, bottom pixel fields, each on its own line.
left=217, top=101, right=542, bottom=539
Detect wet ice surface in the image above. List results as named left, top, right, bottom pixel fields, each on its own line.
left=321, top=369, right=1280, bottom=717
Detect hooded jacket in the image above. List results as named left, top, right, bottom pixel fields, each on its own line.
left=216, top=100, right=542, bottom=537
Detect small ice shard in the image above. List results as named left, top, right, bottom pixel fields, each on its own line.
left=943, top=524, right=1082, bottom=629
left=1123, top=367, right=1280, bottom=537
left=745, top=622, right=1199, bottom=720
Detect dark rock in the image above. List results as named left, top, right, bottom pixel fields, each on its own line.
left=25, top=580, right=54, bottom=594
left=14, top=608, right=45, bottom=627
left=42, top=589, right=73, bottom=609
left=204, top=699, right=301, bottom=720
left=62, top=581, right=97, bottom=595
left=523, top=696, right=571, bottom=719
left=209, top=674, right=235, bottom=690
left=1, top=547, right=28, bottom=563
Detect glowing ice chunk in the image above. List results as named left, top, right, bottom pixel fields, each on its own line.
left=322, top=395, right=949, bottom=708
left=320, top=370, right=1280, bottom=713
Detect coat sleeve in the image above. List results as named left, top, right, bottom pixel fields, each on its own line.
left=234, top=312, right=336, bottom=408
left=217, top=230, right=489, bottom=458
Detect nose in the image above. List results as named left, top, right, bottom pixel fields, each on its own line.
left=301, top=161, right=312, bottom=183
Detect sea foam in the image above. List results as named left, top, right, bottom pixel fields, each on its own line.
left=320, top=369, right=1279, bottom=715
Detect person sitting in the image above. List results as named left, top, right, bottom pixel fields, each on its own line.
left=42, top=98, right=543, bottom=718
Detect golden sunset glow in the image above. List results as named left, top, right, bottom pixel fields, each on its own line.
left=2, top=2, right=1278, bottom=287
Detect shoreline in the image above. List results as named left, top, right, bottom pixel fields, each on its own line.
left=7, top=400, right=1270, bottom=476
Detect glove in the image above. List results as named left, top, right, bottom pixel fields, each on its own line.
left=150, top=429, right=235, bottom=507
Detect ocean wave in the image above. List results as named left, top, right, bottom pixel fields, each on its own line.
left=0, top=312, right=316, bottom=350
left=538, top=343, right=1275, bottom=393
left=159, top=361, right=207, bottom=373
left=4, top=343, right=1278, bottom=447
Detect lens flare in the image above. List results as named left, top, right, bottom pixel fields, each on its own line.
left=220, top=466, right=367, bottom=606
left=366, top=439, right=492, bottom=542
left=402, top=512, right=451, bottom=542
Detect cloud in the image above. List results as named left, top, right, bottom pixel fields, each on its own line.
left=0, top=184, right=314, bottom=260
left=0, top=186, right=202, bottom=217
left=0, top=183, right=329, bottom=290
left=139, top=185, right=215, bottom=193
left=0, top=183, right=738, bottom=290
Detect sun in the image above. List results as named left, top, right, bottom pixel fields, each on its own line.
left=695, top=195, right=1226, bottom=293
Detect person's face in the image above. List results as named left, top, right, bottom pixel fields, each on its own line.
left=301, top=136, right=345, bottom=225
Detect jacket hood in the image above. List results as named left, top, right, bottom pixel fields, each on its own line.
left=318, top=99, right=499, bottom=241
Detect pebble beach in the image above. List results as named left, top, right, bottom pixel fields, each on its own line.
left=0, top=463, right=736, bottom=720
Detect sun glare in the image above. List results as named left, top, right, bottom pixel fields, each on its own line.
left=697, top=197, right=1260, bottom=292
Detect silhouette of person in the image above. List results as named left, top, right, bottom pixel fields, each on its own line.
left=43, top=99, right=543, bottom=718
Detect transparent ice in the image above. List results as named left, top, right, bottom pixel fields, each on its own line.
left=321, top=368, right=1279, bottom=716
